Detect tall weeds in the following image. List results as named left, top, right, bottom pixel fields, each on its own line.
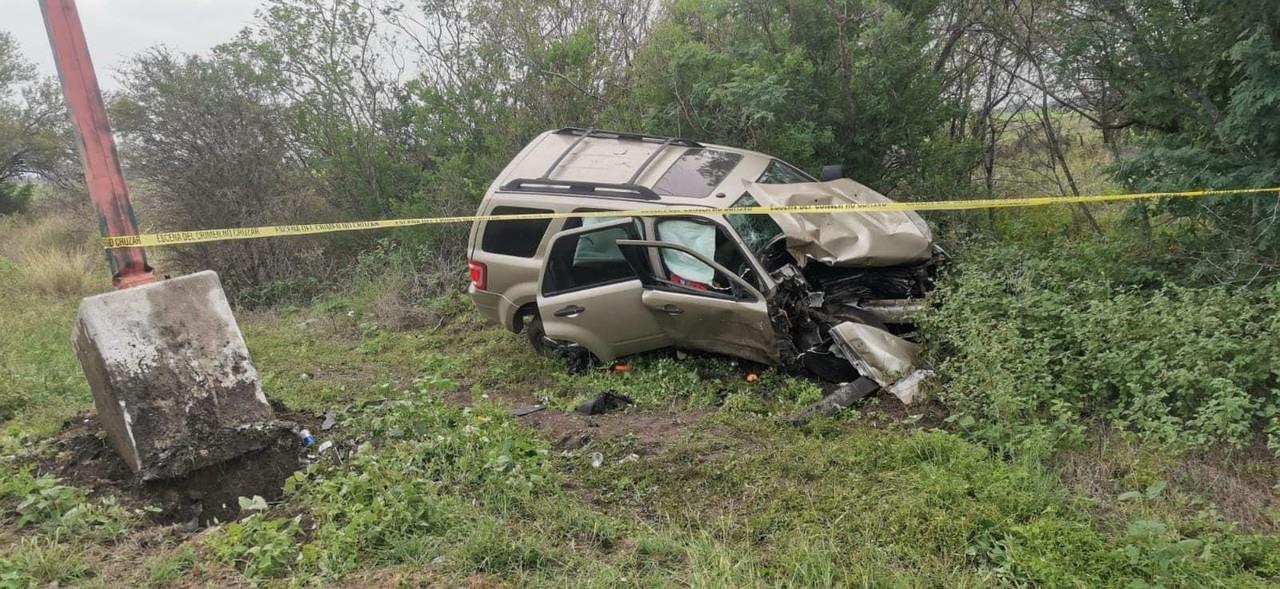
left=0, top=209, right=107, bottom=297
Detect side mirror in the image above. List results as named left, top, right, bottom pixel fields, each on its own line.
left=819, top=165, right=846, bottom=182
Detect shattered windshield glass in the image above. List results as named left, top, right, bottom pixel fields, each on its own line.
left=652, top=148, right=743, bottom=198
left=725, top=193, right=784, bottom=257
left=757, top=159, right=814, bottom=184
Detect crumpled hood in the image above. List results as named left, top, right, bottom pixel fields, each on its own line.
left=744, top=178, right=933, bottom=267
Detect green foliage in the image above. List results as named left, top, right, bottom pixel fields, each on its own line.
left=142, top=545, right=197, bottom=588
left=0, top=536, right=92, bottom=589
left=208, top=389, right=555, bottom=578
left=0, top=31, right=74, bottom=202
left=206, top=514, right=304, bottom=580
left=0, top=183, right=30, bottom=216
left=1105, top=1, right=1280, bottom=273
left=0, top=467, right=135, bottom=540
left=0, top=260, right=91, bottom=433
left=923, top=239, right=1280, bottom=454
left=623, top=0, right=974, bottom=194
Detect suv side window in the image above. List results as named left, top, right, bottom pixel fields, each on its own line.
left=481, top=206, right=554, bottom=257
left=542, top=222, right=641, bottom=296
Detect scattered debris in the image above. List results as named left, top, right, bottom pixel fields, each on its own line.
left=610, top=362, right=632, bottom=373
left=886, top=369, right=934, bottom=405
left=745, top=372, right=759, bottom=383
left=297, top=428, right=315, bottom=447
left=320, top=410, right=338, bottom=431
left=575, top=391, right=634, bottom=416
left=590, top=451, right=604, bottom=468
left=785, top=377, right=880, bottom=425
left=510, top=403, right=547, bottom=417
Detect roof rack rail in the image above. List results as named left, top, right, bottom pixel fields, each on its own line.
left=500, top=178, right=660, bottom=201
left=554, top=127, right=703, bottom=149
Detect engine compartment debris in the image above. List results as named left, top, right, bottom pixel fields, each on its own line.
left=766, top=255, right=938, bottom=406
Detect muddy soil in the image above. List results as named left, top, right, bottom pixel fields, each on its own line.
left=36, top=408, right=316, bottom=527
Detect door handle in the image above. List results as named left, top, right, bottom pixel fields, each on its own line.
left=658, top=303, right=683, bottom=315
left=553, top=305, right=585, bottom=318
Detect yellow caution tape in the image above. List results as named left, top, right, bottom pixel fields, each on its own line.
left=103, top=186, right=1280, bottom=249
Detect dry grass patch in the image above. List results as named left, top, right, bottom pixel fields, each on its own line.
left=0, top=210, right=107, bottom=296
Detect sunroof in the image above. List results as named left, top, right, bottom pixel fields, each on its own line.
left=651, top=149, right=744, bottom=198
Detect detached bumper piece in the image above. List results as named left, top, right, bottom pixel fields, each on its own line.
left=828, top=322, right=933, bottom=405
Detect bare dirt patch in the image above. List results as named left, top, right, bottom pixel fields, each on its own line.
left=448, top=386, right=719, bottom=456
left=523, top=407, right=713, bottom=453
left=34, top=409, right=316, bottom=527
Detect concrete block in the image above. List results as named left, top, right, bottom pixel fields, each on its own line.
left=72, top=270, right=277, bottom=480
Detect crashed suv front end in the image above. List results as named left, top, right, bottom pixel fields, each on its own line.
left=726, top=178, right=941, bottom=403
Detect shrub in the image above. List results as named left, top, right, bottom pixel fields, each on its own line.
left=922, top=239, right=1280, bottom=454
left=206, top=514, right=304, bottom=580
left=0, top=183, right=32, bottom=216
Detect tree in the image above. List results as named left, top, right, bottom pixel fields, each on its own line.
left=621, top=0, right=975, bottom=197
left=1099, top=0, right=1280, bottom=281
left=0, top=31, right=74, bottom=215
left=112, top=47, right=336, bottom=299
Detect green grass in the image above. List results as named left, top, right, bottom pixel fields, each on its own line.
left=1, top=230, right=1277, bottom=587
left=249, top=285, right=822, bottom=416
left=0, top=261, right=95, bottom=445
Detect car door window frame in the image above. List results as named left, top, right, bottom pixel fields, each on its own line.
left=616, top=239, right=764, bottom=303
left=540, top=218, right=644, bottom=297
left=649, top=215, right=769, bottom=293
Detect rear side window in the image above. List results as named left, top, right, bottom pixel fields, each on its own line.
left=481, top=206, right=553, bottom=257
left=652, top=148, right=743, bottom=198
left=542, top=223, right=640, bottom=296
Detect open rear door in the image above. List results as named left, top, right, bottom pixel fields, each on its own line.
left=535, top=219, right=670, bottom=364
left=617, top=239, right=778, bottom=366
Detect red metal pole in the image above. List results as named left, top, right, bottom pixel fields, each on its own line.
left=40, top=0, right=154, bottom=289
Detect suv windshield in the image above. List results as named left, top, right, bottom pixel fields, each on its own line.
left=652, top=148, right=743, bottom=197
left=725, top=193, right=784, bottom=257
left=757, top=159, right=815, bottom=184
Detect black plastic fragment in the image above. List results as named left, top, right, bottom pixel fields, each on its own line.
left=575, top=391, right=634, bottom=415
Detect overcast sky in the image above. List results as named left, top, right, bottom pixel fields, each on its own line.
left=7, top=0, right=261, bottom=91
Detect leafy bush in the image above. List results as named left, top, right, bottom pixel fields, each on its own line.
left=206, top=514, right=304, bottom=580
left=923, top=239, right=1280, bottom=454
left=0, top=183, right=31, bottom=216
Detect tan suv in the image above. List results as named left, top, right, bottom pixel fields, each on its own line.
left=467, top=128, right=939, bottom=402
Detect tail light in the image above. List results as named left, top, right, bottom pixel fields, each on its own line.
left=467, top=259, right=487, bottom=290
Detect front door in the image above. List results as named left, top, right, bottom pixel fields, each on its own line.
left=617, top=239, right=778, bottom=366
